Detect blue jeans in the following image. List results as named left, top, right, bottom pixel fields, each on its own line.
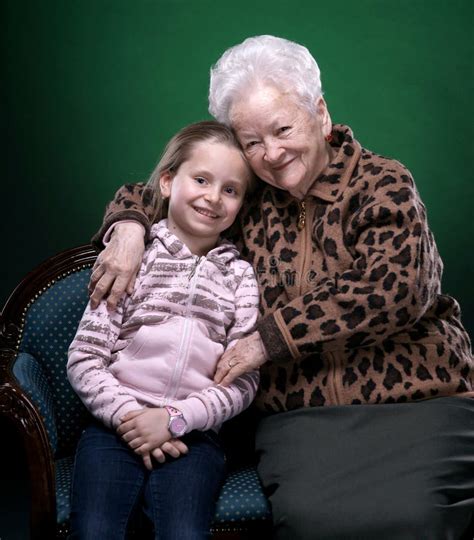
left=69, top=422, right=226, bottom=540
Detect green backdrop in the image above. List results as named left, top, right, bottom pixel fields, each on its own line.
left=3, top=0, right=473, bottom=338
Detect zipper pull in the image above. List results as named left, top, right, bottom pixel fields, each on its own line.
left=297, top=201, right=306, bottom=231
left=188, top=256, right=203, bottom=279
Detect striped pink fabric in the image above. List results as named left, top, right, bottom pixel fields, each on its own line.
left=68, top=220, right=260, bottom=431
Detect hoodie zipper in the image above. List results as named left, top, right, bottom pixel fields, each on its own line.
left=188, top=256, right=203, bottom=279
left=167, top=255, right=204, bottom=399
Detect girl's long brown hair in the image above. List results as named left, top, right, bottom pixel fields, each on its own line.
left=145, top=120, right=256, bottom=224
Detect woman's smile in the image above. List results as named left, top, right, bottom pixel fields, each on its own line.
left=271, top=157, right=296, bottom=171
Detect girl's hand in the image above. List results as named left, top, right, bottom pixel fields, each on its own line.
left=89, top=222, right=145, bottom=310
left=141, top=439, right=189, bottom=470
left=117, top=408, right=171, bottom=455
left=151, top=439, right=189, bottom=464
left=141, top=451, right=154, bottom=471
left=214, top=332, right=268, bottom=386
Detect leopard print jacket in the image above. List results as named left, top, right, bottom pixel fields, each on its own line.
left=93, top=124, right=473, bottom=413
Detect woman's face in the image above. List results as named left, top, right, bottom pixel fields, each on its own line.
left=230, top=85, right=332, bottom=200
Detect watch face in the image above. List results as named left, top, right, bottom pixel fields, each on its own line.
left=170, top=417, right=187, bottom=436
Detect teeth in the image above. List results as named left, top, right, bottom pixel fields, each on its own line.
left=194, top=207, right=218, bottom=218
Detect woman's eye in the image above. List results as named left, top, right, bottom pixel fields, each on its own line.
left=278, top=126, right=291, bottom=134
left=246, top=141, right=259, bottom=149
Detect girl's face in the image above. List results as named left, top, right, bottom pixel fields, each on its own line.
left=160, top=140, right=250, bottom=255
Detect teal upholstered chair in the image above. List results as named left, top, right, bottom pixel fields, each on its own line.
left=0, top=245, right=271, bottom=539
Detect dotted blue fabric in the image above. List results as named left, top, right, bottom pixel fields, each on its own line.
left=56, top=455, right=74, bottom=525
left=19, top=269, right=91, bottom=458
left=214, top=465, right=271, bottom=524
left=14, top=264, right=271, bottom=528
left=55, top=459, right=270, bottom=526
left=13, top=352, right=59, bottom=454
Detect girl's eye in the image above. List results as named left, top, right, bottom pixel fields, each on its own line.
left=194, top=177, right=207, bottom=185
left=224, top=186, right=238, bottom=196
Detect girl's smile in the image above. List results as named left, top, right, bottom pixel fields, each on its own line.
left=159, top=140, right=251, bottom=255
left=192, top=205, right=220, bottom=219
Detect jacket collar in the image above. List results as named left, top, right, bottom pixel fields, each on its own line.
left=307, top=124, right=361, bottom=203
left=264, top=124, right=362, bottom=207
left=149, top=220, right=239, bottom=274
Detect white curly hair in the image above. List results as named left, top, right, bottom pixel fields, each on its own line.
left=208, top=35, right=323, bottom=125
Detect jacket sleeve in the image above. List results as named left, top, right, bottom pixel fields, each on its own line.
left=67, top=298, right=143, bottom=428
left=170, top=264, right=261, bottom=432
left=91, top=182, right=156, bottom=249
left=225, top=264, right=261, bottom=350
left=258, top=177, right=442, bottom=363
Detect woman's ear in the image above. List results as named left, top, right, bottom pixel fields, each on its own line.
left=315, top=97, right=332, bottom=138
left=159, top=170, right=173, bottom=198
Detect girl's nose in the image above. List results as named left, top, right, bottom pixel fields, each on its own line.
left=204, top=188, right=221, bottom=204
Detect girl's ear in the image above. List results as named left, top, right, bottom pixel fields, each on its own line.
left=159, top=170, right=173, bottom=198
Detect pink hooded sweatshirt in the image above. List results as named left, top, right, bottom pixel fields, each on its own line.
left=67, top=220, right=260, bottom=432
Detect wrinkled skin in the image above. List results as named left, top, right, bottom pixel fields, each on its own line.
left=89, top=222, right=145, bottom=310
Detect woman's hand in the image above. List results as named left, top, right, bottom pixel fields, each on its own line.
left=214, top=332, right=268, bottom=386
left=89, top=222, right=145, bottom=310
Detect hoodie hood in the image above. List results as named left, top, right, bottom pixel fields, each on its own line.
left=150, top=219, right=240, bottom=274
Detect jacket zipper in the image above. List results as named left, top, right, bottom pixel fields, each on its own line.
left=298, top=199, right=340, bottom=405
left=329, top=352, right=341, bottom=405
left=297, top=201, right=306, bottom=231
left=297, top=199, right=314, bottom=296
left=167, top=255, right=204, bottom=400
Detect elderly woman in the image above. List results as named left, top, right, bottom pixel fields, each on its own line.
left=89, top=36, right=473, bottom=539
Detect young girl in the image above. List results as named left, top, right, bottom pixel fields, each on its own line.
left=67, top=121, right=261, bottom=539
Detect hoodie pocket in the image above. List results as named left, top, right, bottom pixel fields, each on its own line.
left=110, top=319, right=183, bottom=395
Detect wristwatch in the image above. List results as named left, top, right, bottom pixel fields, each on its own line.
left=164, top=405, right=187, bottom=437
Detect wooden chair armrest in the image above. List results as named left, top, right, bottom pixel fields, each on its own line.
left=0, top=346, right=57, bottom=539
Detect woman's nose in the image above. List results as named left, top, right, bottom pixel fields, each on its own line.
left=263, top=140, right=284, bottom=163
